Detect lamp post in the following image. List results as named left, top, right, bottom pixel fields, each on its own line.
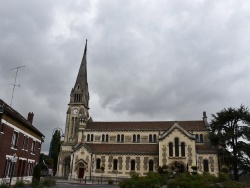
left=49, top=127, right=64, bottom=157
left=9, top=153, right=17, bottom=187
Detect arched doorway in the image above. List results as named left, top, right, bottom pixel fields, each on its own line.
left=75, top=159, right=88, bottom=179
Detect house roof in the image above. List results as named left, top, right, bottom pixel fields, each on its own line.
left=86, top=120, right=207, bottom=131
left=0, top=99, right=44, bottom=137
left=196, top=144, right=217, bottom=154
left=84, top=143, right=159, bottom=155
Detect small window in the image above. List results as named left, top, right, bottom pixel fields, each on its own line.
left=149, top=160, right=154, bottom=171
left=11, top=131, right=19, bottom=149
left=0, top=123, right=5, bottom=133
left=113, top=159, right=118, bottom=170
left=117, top=134, right=120, bottom=142
left=102, top=134, right=105, bottom=142
left=169, top=142, right=173, bottom=157
left=203, top=159, right=209, bottom=172
left=153, top=134, right=157, bottom=142
left=3, top=158, right=12, bottom=177
left=96, top=159, right=101, bottom=169
left=133, top=134, right=136, bottom=142
left=137, top=134, right=140, bottom=143
left=131, top=160, right=135, bottom=171
left=181, top=142, right=185, bottom=157
left=28, top=162, right=34, bottom=176
left=196, top=134, right=199, bottom=142
left=200, top=134, right=204, bottom=142
left=175, top=138, right=179, bottom=157
left=121, top=134, right=124, bottom=142
left=106, top=134, right=109, bottom=142
left=87, top=134, right=90, bottom=141
left=149, top=134, right=152, bottom=142
left=31, top=140, right=35, bottom=153
left=91, top=134, right=94, bottom=141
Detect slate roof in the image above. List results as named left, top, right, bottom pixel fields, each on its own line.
left=86, top=121, right=207, bottom=131
left=0, top=99, right=44, bottom=137
left=196, top=144, right=217, bottom=154
left=84, top=143, right=159, bottom=155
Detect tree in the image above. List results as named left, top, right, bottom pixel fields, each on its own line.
left=49, top=130, right=61, bottom=175
left=210, top=105, right=250, bottom=181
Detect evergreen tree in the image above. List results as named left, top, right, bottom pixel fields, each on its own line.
left=210, top=105, right=250, bottom=181
left=49, top=130, right=61, bottom=175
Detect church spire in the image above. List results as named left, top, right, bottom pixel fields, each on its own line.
left=71, top=39, right=89, bottom=108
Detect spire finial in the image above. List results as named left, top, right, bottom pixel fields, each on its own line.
left=84, top=39, right=87, bottom=55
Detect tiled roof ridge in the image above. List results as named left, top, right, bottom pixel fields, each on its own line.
left=90, top=120, right=203, bottom=123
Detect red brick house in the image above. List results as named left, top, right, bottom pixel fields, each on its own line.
left=0, top=99, right=44, bottom=185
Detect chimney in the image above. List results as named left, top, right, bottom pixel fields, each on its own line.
left=27, top=112, right=34, bottom=124
left=203, top=111, right=209, bottom=128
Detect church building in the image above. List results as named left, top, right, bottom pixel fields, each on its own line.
left=56, top=41, right=218, bottom=180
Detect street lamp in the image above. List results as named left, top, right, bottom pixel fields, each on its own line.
left=49, top=127, right=64, bottom=157
left=9, top=153, right=17, bottom=187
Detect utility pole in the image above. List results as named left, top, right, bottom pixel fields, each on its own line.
left=9, top=66, right=25, bottom=106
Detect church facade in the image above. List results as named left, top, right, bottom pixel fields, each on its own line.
left=56, top=41, right=219, bottom=180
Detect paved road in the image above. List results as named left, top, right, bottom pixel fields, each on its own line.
left=55, top=182, right=119, bottom=188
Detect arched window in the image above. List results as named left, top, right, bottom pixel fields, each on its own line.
left=169, top=142, right=173, bottom=157
left=113, top=159, right=118, bottom=170
left=149, top=160, right=154, bottom=171
left=181, top=142, right=185, bottom=157
left=91, top=134, right=94, bottom=141
left=87, top=134, right=90, bottom=141
left=175, top=138, right=179, bottom=157
left=137, top=134, right=140, bottom=143
left=117, top=134, right=120, bottom=142
left=149, top=134, right=152, bottom=142
left=200, top=134, right=204, bottom=142
left=196, top=134, right=199, bottom=142
left=153, top=134, right=157, bottom=142
left=133, top=134, right=136, bottom=142
left=106, top=134, right=109, bottom=142
left=96, top=159, right=101, bottom=169
left=121, top=134, right=124, bottom=142
left=102, top=134, right=105, bottom=142
left=131, top=160, right=135, bottom=171
left=203, top=159, right=209, bottom=172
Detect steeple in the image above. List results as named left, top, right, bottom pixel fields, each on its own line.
left=70, top=39, right=89, bottom=108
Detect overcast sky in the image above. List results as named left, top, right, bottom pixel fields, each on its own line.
left=0, top=0, right=250, bottom=153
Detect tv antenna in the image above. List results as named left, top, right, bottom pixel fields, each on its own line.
left=8, top=66, right=25, bottom=106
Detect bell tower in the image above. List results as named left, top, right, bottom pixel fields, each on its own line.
left=64, top=40, right=90, bottom=143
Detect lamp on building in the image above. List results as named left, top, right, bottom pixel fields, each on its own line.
left=9, top=153, right=17, bottom=187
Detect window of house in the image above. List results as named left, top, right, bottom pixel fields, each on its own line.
left=31, top=140, right=35, bottom=154
left=102, top=134, right=105, bottom=142
left=200, top=134, right=204, bottom=142
left=181, top=142, right=185, bottom=157
left=169, top=142, right=173, bottom=157
left=0, top=123, right=5, bottom=133
left=91, top=134, right=94, bottom=141
left=121, top=134, right=124, bottom=142
left=11, top=131, right=19, bottom=149
left=113, top=159, right=118, bottom=170
left=131, top=160, right=135, bottom=171
left=137, top=134, right=140, bottom=143
left=196, top=134, right=199, bottom=142
left=153, top=134, right=157, bottom=142
left=149, top=160, right=154, bottom=171
left=96, top=159, right=101, bottom=169
left=87, top=134, right=90, bottom=141
left=203, top=159, right=209, bottom=172
left=149, top=134, right=152, bottom=142
left=117, top=134, right=120, bottom=142
left=22, top=136, right=26, bottom=150
left=28, top=162, right=34, bottom=176
left=3, top=158, right=12, bottom=178
left=106, top=134, right=109, bottom=142
left=133, top=134, right=136, bottom=142
left=175, top=138, right=179, bottom=157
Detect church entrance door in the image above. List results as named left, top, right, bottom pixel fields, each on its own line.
left=78, top=168, right=84, bottom=178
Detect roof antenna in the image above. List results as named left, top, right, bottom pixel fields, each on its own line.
left=8, top=66, right=25, bottom=106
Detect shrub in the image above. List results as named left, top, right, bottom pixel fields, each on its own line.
left=39, top=178, right=56, bottom=187
left=108, top=179, right=113, bottom=185
left=32, top=164, right=41, bottom=183
left=0, top=183, right=8, bottom=188
left=221, top=166, right=230, bottom=174
left=13, top=180, right=25, bottom=188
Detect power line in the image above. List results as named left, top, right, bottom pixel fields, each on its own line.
left=8, top=66, right=25, bottom=106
